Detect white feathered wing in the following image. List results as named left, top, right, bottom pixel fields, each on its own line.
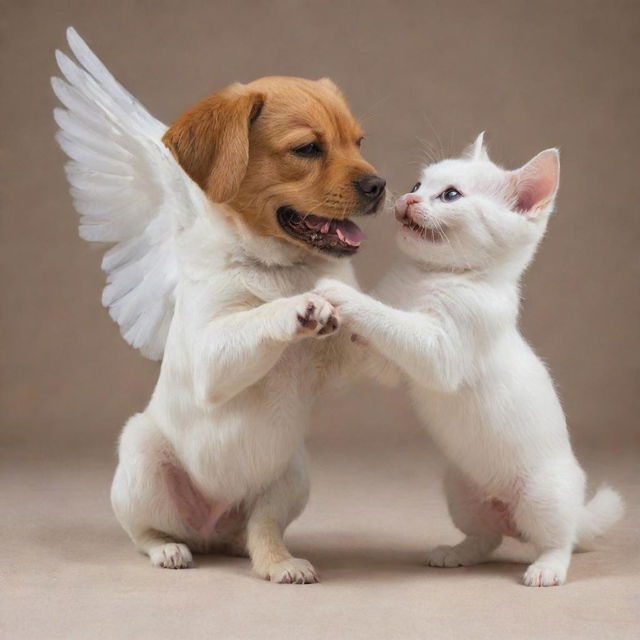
left=52, top=27, right=229, bottom=360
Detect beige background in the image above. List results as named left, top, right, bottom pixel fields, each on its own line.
left=1, top=1, right=639, bottom=639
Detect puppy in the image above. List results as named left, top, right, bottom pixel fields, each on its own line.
left=53, top=29, right=385, bottom=583
left=316, top=135, right=624, bottom=586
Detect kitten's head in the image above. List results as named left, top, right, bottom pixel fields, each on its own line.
left=394, top=133, right=560, bottom=274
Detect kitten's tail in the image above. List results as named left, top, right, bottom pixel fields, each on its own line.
left=575, top=486, right=625, bottom=548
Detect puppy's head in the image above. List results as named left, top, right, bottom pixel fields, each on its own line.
left=163, top=76, right=384, bottom=258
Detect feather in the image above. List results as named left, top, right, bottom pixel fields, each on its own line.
left=52, top=27, right=222, bottom=360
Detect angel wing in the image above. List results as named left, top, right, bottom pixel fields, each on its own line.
left=52, top=27, right=226, bottom=360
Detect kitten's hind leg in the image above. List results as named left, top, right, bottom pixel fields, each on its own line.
left=522, top=545, right=572, bottom=587
left=426, top=533, right=502, bottom=567
left=514, top=465, right=583, bottom=587
left=426, top=466, right=502, bottom=568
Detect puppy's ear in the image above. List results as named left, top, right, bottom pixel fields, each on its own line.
left=163, top=84, right=265, bottom=203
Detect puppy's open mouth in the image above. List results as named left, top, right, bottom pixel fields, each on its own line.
left=399, top=214, right=447, bottom=243
left=277, top=206, right=366, bottom=257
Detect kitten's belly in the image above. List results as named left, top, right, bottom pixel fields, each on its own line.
left=410, top=384, right=510, bottom=476
left=479, top=497, right=522, bottom=539
left=409, top=369, right=567, bottom=488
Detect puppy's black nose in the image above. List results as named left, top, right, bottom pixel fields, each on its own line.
left=355, top=174, right=386, bottom=200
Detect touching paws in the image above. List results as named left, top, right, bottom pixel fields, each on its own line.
left=294, top=293, right=339, bottom=339
left=314, top=278, right=361, bottom=310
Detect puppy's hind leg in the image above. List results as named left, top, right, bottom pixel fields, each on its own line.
left=426, top=467, right=502, bottom=568
left=136, top=530, right=193, bottom=569
left=247, top=448, right=318, bottom=584
left=111, top=413, right=194, bottom=570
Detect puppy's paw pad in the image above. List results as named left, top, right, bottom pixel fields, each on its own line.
left=295, top=294, right=339, bottom=338
left=267, top=558, right=319, bottom=584
left=522, top=562, right=566, bottom=587
left=150, top=543, right=193, bottom=569
left=297, top=301, right=319, bottom=331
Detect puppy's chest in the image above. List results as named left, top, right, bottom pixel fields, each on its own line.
left=238, top=262, right=322, bottom=302
left=237, top=262, right=334, bottom=384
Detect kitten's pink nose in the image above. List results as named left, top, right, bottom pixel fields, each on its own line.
left=395, top=194, right=422, bottom=221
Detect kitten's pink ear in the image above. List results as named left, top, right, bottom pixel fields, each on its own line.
left=463, top=131, right=489, bottom=161
left=511, top=149, right=560, bottom=218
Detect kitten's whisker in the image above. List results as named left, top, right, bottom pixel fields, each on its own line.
left=420, top=113, right=445, bottom=162
left=417, top=136, right=439, bottom=166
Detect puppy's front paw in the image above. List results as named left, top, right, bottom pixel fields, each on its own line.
left=266, top=557, right=319, bottom=584
left=294, top=293, right=339, bottom=339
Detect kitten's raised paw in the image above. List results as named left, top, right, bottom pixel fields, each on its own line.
left=425, top=544, right=482, bottom=568
left=149, top=543, right=193, bottom=569
left=266, top=558, right=319, bottom=584
left=522, top=562, right=566, bottom=587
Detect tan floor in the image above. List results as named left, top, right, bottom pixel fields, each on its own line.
left=1, top=438, right=638, bottom=640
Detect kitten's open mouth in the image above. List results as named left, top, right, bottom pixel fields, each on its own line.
left=399, top=214, right=447, bottom=243
left=277, top=206, right=366, bottom=257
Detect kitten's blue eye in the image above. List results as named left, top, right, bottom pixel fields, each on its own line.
left=439, top=187, right=462, bottom=202
left=411, top=182, right=421, bottom=193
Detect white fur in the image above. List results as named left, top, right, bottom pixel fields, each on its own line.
left=53, top=28, right=359, bottom=583
left=317, top=135, right=624, bottom=587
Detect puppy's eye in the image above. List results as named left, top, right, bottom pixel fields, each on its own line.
left=410, top=182, right=421, bottom=193
left=439, top=187, right=462, bottom=202
left=293, top=142, right=323, bottom=158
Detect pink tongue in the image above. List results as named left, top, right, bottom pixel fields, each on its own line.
left=335, top=219, right=366, bottom=246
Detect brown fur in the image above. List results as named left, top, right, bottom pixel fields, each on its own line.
left=163, top=76, right=380, bottom=248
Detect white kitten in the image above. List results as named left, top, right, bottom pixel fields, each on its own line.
left=317, top=134, right=624, bottom=586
